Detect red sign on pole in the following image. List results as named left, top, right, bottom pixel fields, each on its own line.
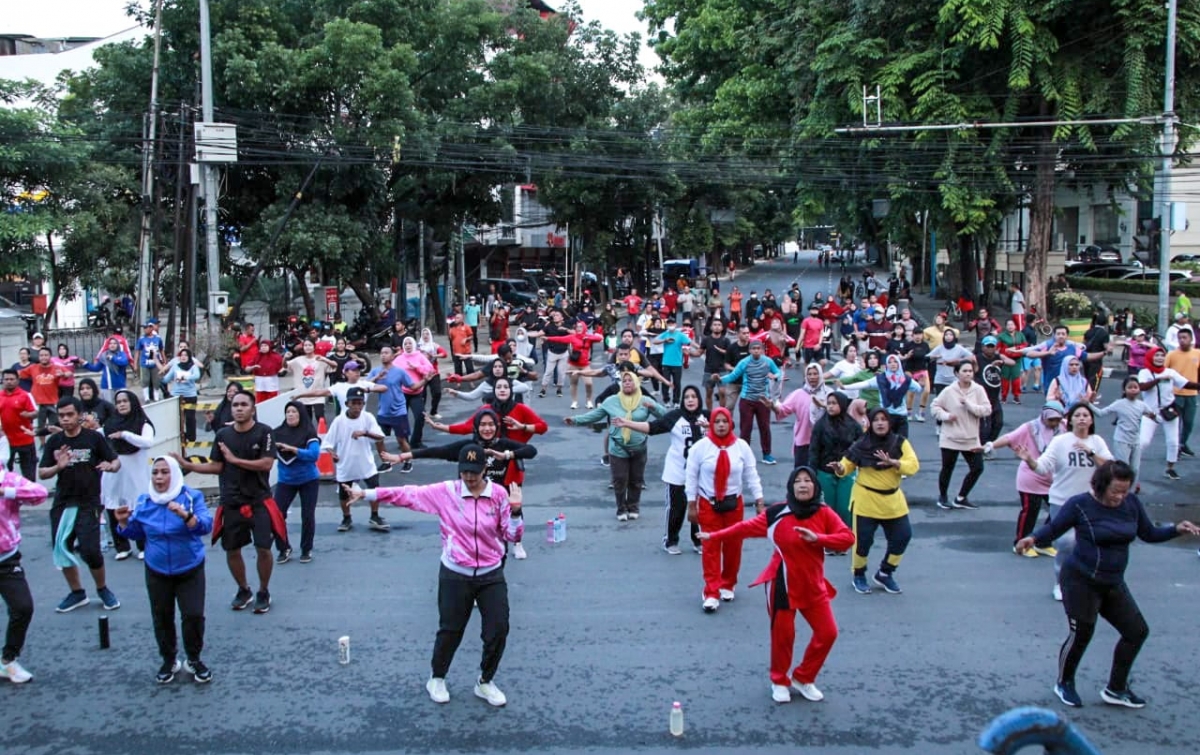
left=324, top=286, right=339, bottom=316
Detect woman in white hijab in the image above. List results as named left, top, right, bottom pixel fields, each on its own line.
left=114, top=456, right=214, bottom=685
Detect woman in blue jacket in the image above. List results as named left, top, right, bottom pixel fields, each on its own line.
left=272, top=401, right=320, bottom=564
left=115, top=456, right=213, bottom=685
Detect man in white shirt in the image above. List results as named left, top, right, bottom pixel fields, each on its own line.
left=1009, top=283, right=1027, bottom=330
left=322, top=387, right=388, bottom=532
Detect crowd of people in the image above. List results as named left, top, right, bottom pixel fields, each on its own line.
left=0, top=266, right=1198, bottom=722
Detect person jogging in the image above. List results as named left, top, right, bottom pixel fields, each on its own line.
left=1016, top=461, right=1200, bottom=709
left=345, top=444, right=523, bottom=707
left=698, top=465, right=854, bottom=703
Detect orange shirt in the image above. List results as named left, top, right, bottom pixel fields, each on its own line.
left=1165, top=347, right=1200, bottom=397
left=19, top=364, right=60, bottom=406
left=450, top=324, right=474, bottom=356
left=729, top=291, right=743, bottom=313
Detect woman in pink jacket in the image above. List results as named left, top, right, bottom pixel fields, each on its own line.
left=0, top=471, right=50, bottom=683
left=772, top=363, right=831, bottom=467
left=345, top=443, right=522, bottom=708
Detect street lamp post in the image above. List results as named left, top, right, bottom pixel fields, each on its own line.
left=199, top=0, right=224, bottom=382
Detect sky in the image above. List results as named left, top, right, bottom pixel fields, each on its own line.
left=3, top=0, right=662, bottom=70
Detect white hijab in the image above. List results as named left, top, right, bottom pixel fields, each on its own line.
left=148, top=456, right=185, bottom=504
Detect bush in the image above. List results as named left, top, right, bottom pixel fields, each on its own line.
left=1065, top=276, right=1200, bottom=297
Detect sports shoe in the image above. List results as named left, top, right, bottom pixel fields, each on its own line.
left=692, top=542, right=702, bottom=554
left=702, top=597, right=720, bottom=613
left=98, top=586, right=120, bottom=610
left=585, top=400, right=594, bottom=409
left=114, top=550, right=132, bottom=561
left=538, top=389, right=546, bottom=398
left=55, top=590, right=89, bottom=613
left=137, top=550, right=145, bottom=560
left=936, top=498, right=953, bottom=510
left=762, top=454, right=778, bottom=465
left=231, top=586, right=254, bottom=611
left=376, top=462, right=393, bottom=474
left=431, top=413, right=442, bottom=420
left=556, top=389, right=563, bottom=398
left=427, top=676, right=450, bottom=704
left=0, top=659, right=32, bottom=684
left=664, top=541, right=682, bottom=555
left=1053, top=583, right=1063, bottom=601
left=513, top=542, right=528, bottom=560
left=1054, top=682, right=1082, bottom=708
left=253, top=591, right=271, bottom=614
left=719, top=588, right=735, bottom=602
left=599, top=455, right=610, bottom=467
left=1014, top=545, right=1039, bottom=558
left=369, top=514, right=391, bottom=532
left=616, top=512, right=628, bottom=522
left=771, top=684, right=792, bottom=703
left=852, top=573, right=872, bottom=594
left=914, top=411, right=925, bottom=422
left=474, top=678, right=507, bottom=707
left=338, top=516, right=353, bottom=532
left=156, top=658, right=181, bottom=684
left=1101, top=687, right=1146, bottom=708
left=276, top=548, right=292, bottom=564
left=872, top=571, right=902, bottom=594
left=299, top=551, right=313, bottom=563
left=952, top=496, right=979, bottom=510
left=400, top=461, right=414, bottom=473
left=1165, top=468, right=1181, bottom=480
left=183, top=658, right=212, bottom=683
left=792, top=682, right=824, bottom=701
left=1181, top=446, right=1195, bottom=458
left=570, top=401, right=578, bottom=410
left=628, top=512, right=640, bottom=520
left=1034, top=545, right=1058, bottom=557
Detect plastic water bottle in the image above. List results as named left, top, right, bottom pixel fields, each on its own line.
left=669, top=701, right=684, bottom=737
left=99, top=517, right=108, bottom=553
left=553, top=515, right=565, bottom=543
left=546, top=519, right=556, bottom=543
left=557, top=513, right=567, bottom=542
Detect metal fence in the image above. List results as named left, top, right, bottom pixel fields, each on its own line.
left=42, top=327, right=119, bottom=362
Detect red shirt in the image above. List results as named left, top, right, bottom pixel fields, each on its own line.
left=446, top=403, right=548, bottom=445
left=801, top=316, right=825, bottom=349
left=19, top=364, right=60, bottom=407
left=253, top=351, right=284, bottom=376
left=622, top=295, right=642, bottom=315
left=0, top=388, right=36, bottom=448
left=238, top=334, right=260, bottom=369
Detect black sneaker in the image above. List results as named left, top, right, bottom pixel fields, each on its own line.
left=1165, top=468, right=1181, bottom=480
left=376, top=462, right=393, bottom=474
left=369, top=514, right=391, bottom=532
left=400, top=461, right=414, bottom=474
left=231, top=586, right=254, bottom=611
left=183, top=658, right=212, bottom=684
left=872, top=571, right=902, bottom=594
left=538, top=389, right=546, bottom=398
left=1181, top=446, right=1196, bottom=458
left=1055, top=682, right=1083, bottom=708
left=936, top=498, right=953, bottom=510
left=952, top=496, right=979, bottom=510
left=299, top=551, right=313, bottom=563
left=156, top=659, right=181, bottom=684
left=276, top=548, right=292, bottom=564
left=253, top=591, right=271, bottom=614
left=599, top=455, right=610, bottom=467
left=338, top=516, right=353, bottom=532
left=556, top=389, right=563, bottom=397
left=1101, top=686, right=1146, bottom=708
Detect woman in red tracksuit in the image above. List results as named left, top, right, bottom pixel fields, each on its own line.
left=700, top=465, right=854, bottom=704
left=427, top=377, right=548, bottom=444
left=685, top=407, right=764, bottom=613
left=545, top=321, right=605, bottom=410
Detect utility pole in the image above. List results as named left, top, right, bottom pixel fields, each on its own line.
left=1157, top=0, right=1179, bottom=333
left=135, top=0, right=165, bottom=329
left=418, top=220, right=426, bottom=327
left=199, top=0, right=224, bottom=381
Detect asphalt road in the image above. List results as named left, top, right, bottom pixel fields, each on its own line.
left=6, top=253, right=1199, bottom=755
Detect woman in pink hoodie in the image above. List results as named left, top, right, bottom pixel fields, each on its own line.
left=0, top=471, right=50, bottom=683
left=394, top=337, right=437, bottom=447
left=772, top=363, right=831, bottom=468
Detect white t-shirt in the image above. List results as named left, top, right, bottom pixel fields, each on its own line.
left=289, top=357, right=331, bottom=407
left=827, top=360, right=862, bottom=398
left=1010, top=290, right=1026, bottom=316
left=329, top=380, right=377, bottom=413
left=321, top=411, right=382, bottom=483
left=1138, top=368, right=1189, bottom=411
left=1034, top=433, right=1112, bottom=505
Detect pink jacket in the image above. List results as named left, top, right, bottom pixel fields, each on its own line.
left=368, top=480, right=522, bottom=575
left=391, top=350, right=436, bottom=396
left=999, top=420, right=1060, bottom=495
left=775, top=388, right=816, bottom=447
left=0, top=472, right=50, bottom=554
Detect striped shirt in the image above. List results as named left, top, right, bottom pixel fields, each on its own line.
left=721, top=355, right=780, bottom=401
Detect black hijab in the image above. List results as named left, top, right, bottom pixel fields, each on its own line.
left=104, top=389, right=155, bottom=455
left=472, top=408, right=502, bottom=448
left=846, top=408, right=902, bottom=467
left=274, top=400, right=318, bottom=461
left=786, top=465, right=823, bottom=520
left=489, top=377, right=517, bottom=419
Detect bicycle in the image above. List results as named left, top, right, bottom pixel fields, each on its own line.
left=1027, top=308, right=1053, bottom=338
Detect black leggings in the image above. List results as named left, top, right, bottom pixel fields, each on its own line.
left=853, top=514, right=912, bottom=575
left=1057, top=565, right=1148, bottom=691
left=433, top=565, right=509, bottom=683
left=0, top=553, right=33, bottom=663
left=427, top=373, right=443, bottom=415
left=274, top=479, right=319, bottom=555
left=1016, top=491, right=1047, bottom=544
left=664, top=483, right=700, bottom=548
left=938, top=448, right=984, bottom=500
left=145, top=562, right=206, bottom=663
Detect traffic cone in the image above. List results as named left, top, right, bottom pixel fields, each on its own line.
left=316, top=415, right=335, bottom=478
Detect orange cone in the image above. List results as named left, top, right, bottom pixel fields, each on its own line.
left=316, top=415, right=335, bottom=478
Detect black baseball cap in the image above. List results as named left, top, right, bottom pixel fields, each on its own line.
left=458, top=443, right=486, bottom=474
left=345, top=387, right=366, bottom=402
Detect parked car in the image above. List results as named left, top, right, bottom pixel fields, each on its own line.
left=472, top=278, right=539, bottom=308
left=1118, top=269, right=1195, bottom=283
left=1074, top=244, right=1122, bottom=264
left=1072, top=265, right=1141, bottom=280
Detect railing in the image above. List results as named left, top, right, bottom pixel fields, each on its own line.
left=42, top=327, right=122, bottom=362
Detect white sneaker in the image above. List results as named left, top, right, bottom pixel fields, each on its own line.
left=617, top=513, right=628, bottom=522
left=474, top=678, right=507, bottom=707
left=585, top=400, right=594, bottom=409
left=719, top=588, right=735, bottom=602
left=137, top=550, right=145, bottom=560
left=702, top=597, right=720, bottom=613
left=792, top=682, right=824, bottom=701
left=771, top=684, right=792, bottom=703
left=1053, top=583, right=1063, bottom=602
left=0, top=659, right=32, bottom=684
left=512, top=542, right=528, bottom=560
left=570, top=401, right=578, bottom=410
left=426, top=676, right=450, bottom=704
left=114, top=550, right=131, bottom=561
left=627, top=512, right=640, bottom=520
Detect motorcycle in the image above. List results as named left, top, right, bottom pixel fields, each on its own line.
left=346, top=308, right=391, bottom=352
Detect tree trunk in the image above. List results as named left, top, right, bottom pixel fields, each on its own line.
left=347, top=276, right=375, bottom=320
left=982, top=238, right=998, bottom=312
left=45, top=233, right=61, bottom=326
left=292, top=266, right=316, bottom=321
left=956, top=232, right=978, bottom=306
left=1025, top=133, right=1056, bottom=317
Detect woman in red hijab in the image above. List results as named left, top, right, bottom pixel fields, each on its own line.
left=699, top=465, right=855, bottom=703
left=685, top=407, right=765, bottom=613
